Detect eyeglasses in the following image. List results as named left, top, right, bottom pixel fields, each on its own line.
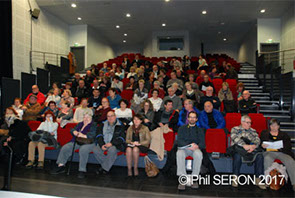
left=243, top=121, right=252, bottom=124
left=188, top=117, right=197, bottom=119
left=107, top=115, right=115, bottom=118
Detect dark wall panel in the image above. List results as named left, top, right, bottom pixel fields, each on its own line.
left=37, top=68, right=49, bottom=94
left=1, top=77, right=20, bottom=113
left=21, top=72, right=36, bottom=99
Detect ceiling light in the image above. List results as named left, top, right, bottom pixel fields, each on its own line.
left=221, top=22, right=225, bottom=25
left=260, top=9, right=266, bottom=13
left=77, top=17, right=82, bottom=20
left=202, top=10, right=207, bottom=15
left=116, top=25, right=120, bottom=28
left=165, top=0, right=170, bottom=2
left=162, top=23, right=166, bottom=27
left=124, top=33, right=127, bottom=36
left=123, top=40, right=126, bottom=43
left=218, top=31, right=221, bottom=34
left=71, top=3, right=77, bottom=8
left=126, top=13, right=131, bottom=17
left=223, top=38, right=227, bottom=41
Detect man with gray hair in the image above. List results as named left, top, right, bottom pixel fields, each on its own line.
left=161, top=87, right=183, bottom=112
left=238, top=90, right=256, bottom=115
left=230, top=115, right=265, bottom=189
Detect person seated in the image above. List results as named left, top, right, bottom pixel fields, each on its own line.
left=153, top=99, right=179, bottom=132
left=130, top=79, right=148, bottom=114
left=260, top=119, right=295, bottom=191
left=178, top=99, right=200, bottom=126
left=161, top=87, right=183, bottom=112
left=93, top=111, right=126, bottom=174
left=199, top=75, right=215, bottom=92
left=126, top=114, right=151, bottom=177
left=22, top=95, right=42, bottom=121
left=90, top=64, right=99, bottom=77
left=84, top=70, right=95, bottom=87
left=60, top=89, right=75, bottom=108
left=26, top=111, right=58, bottom=169
left=94, top=97, right=112, bottom=124
left=48, top=82, right=60, bottom=94
left=170, top=57, right=182, bottom=71
left=71, top=73, right=81, bottom=95
left=107, top=88, right=122, bottom=109
left=115, top=99, right=133, bottom=128
left=64, top=82, right=72, bottom=91
left=99, top=76, right=111, bottom=97
left=90, top=79, right=100, bottom=93
left=197, top=55, right=208, bottom=71
left=39, top=101, right=59, bottom=118
left=148, top=81, right=165, bottom=99
left=218, top=82, right=235, bottom=113
left=182, top=82, right=204, bottom=107
left=167, top=72, right=184, bottom=90
left=23, top=85, right=46, bottom=105
left=171, top=82, right=183, bottom=96
left=126, top=66, right=138, bottom=81
left=136, top=68, right=145, bottom=80
left=199, top=101, right=225, bottom=129
left=88, top=89, right=102, bottom=110
left=45, top=88, right=61, bottom=107
left=139, top=99, right=155, bottom=130
left=73, top=98, right=93, bottom=123
left=115, top=67, right=125, bottom=80
left=188, top=74, right=199, bottom=90
left=159, top=69, right=169, bottom=87
left=0, top=107, right=31, bottom=189
left=12, top=98, right=23, bottom=120
left=196, top=70, right=206, bottom=86
left=177, top=111, right=205, bottom=190
left=175, top=69, right=186, bottom=84
left=74, top=79, right=90, bottom=103
left=238, top=90, right=256, bottom=115
left=131, top=54, right=143, bottom=66
left=152, top=65, right=159, bottom=79
left=100, top=62, right=108, bottom=74
left=209, top=67, right=221, bottom=80
left=125, top=76, right=136, bottom=90
left=56, top=101, right=74, bottom=128
left=51, top=113, right=97, bottom=178
left=199, top=86, right=221, bottom=110
left=225, top=64, right=238, bottom=80
left=148, top=89, right=163, bottom=112
left=236, top=82, right=245, bottom=101
left=182, top=55, right=191, bottom=70
left=230, top=115, right=265, bottom=189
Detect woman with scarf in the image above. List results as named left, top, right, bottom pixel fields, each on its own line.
left=126, top=114, right=151, bottom=177
left=218, top=82, right=235, bottom=113
left=51, top=113, right=97, bottom=179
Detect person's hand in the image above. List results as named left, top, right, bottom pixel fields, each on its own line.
left=6, top=137, right=12, bottom=142
left=188, top=143, right=199, bottom=150
left=261, top=144, right=268, bottom=149
left=96, top=105, right=103, bottom=111
left=101, top=145, right=107, bottom=151
left=77, top=133, right=87, bottom=138
left=213, top=100, right=217, bottom=103
left=243, top=144, right=250, bottom=151
left=144, top=119, right=150, bottom=123
left=73, top=131, right=79, bottom=136
left=41, top=114, right=45, bottom=118
left=176, top=109, right=180, bottom=112
left=133, top=141, right=140, bottom=146
left=159, top=123, right=164, bottom=127
left=105, top=143, right=112, bottom=148
left=21, top=106, right=27, bottom=110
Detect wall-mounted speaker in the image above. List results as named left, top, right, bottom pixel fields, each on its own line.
left=31, top=8, right=40, bottom=19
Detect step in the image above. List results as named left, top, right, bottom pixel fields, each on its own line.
left=243, top=83, right=259, bottom=86
left=259, top=104, right=279, bottom=110
left=240, top=71, right=256, bottom=74
left=280, top=122, right=295, bottom=127
left=250, top=92, right=270, bottom=96
left=260, top=109, right=290, bottom=114
left=246, top=87, right=263, bottom=90
left=238, top=74, right=255, bottom=79
left=240, top=68, right=256, bottom=72
left=248, top=89, right=263, bottom=93
left=252, top=96, right=270, bottom=100
left=280, top=129, right=295, bottom=133
left=256, top=100, right=279, bottom=104
left=263, top=114, right=291, bottom=120
left=239, top=79, right=259, bottom=83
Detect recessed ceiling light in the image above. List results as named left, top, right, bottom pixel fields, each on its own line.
left=162, top=23, right=166, bottom=27
left=218, top=31, right=221, bottom=34
left=260, top=9, right=266, bottom=13
left=116, top=25, right=120, bottom=28
left=71, top=3, right=77, bottom=8
left=223, top=38, right=227, bottom=41
left=126, top=13, right=131, bottom=17
left=124, top=33, right=127, bottom=36
left=77, top=17, right=82, bottom=20
left=221, top=22, right=225, bottom=25
left=165, top=0, right=170, bottom=2
left=202, top=10, right=207, bottom=15
left=123, top=40, right=126, bottom=43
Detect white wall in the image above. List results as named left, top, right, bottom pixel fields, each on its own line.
left=257, top=18, right=281, bottom=53
left=204, top=43, right=239, bottom=60
left=238, top=25, right=257, bottom=65
left=143, top=35, right=153, bottom=57
left=87, top=26, right=115, bottom=66
left=113, top=45, right=143, bottom=57
left=281, top=4, right=295, bottom=73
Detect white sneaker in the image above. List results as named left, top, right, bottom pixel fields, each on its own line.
left=231, top=175, right=238, bottom=188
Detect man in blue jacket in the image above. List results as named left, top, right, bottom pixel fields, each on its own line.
left=178, top=99, right=200, bottom=127
left=199, top=101, right=225, bottom=129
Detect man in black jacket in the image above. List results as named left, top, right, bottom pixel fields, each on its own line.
left=93, top=111, right=125, bottom=174
left=199, top=86, right=221, bottom=110
left=176, top=111, right=205, bottom=190
left=238, top=90, right=256, bottom=115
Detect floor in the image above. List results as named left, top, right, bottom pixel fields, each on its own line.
left=0, top=161, right=294, bottom=198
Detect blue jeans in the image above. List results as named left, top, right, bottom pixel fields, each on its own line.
left=233, top=153, right=264, bottom=177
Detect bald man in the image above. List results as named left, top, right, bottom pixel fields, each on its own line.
left=199, top=86, right=221, bottom=110
left=238, top=90, right=257, bottom=115
left=23, top=85, right=46, bottom=105
left=199, top=101, right=225, bottom=129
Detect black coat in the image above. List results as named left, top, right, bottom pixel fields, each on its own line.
left=153, top=110, right=179, bottom=132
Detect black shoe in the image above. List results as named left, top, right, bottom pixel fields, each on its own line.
left=77, top=171, right=86, bottom=179
left=50, top=166, right=66, bottom=175
left=1, top=185, right=9, bottom=191
left=96, top=166, right=108, bottom=175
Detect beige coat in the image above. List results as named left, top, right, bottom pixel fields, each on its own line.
left=126, top=125, right=151, bottom=148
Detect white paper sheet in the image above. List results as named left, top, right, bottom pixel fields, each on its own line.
left=263, top=140, right=283, bottom=149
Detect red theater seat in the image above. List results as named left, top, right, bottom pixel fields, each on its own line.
left=248, top=113, right=267, bottom=136
left=28, top=121, right=41, bottom=131
left=57, top=128, right=73, bottom=146
left=225, top=113, right=241, bottom=132
left=121, top=90, right=134, bottom=101
left=163, top=132, right=175, bottom=151
left=205, top=129, right=227, bottom=153
left=213, top=78, right=223, bottom=94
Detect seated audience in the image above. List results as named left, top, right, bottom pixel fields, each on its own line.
left=170, top=57, right=182, bottom=71
left=200, top=86, right=221, bottom=110
left=236, top=82, right=245, bottom=101
left=218, top=82, right=235, bottom=113
left=90, top=79, right=100, bottom=92
left=153, top=100, right=179, bottom=132
left=115, top=99, right=133, bottom=128
left=75, top=79, right=90, bottom=103
left=178, top=99, right=200, bottom=126
left=125, top=76, right=136, bottom=90
left=144, top=72, right=155, bottom=91
left=26, top=111, right=58, bottom=169
left=99, top=76, right=111, bottom=96
left=12, top=98, right=23, bottom=120
left=90, top=64, right=99, bottom=77
left=64, top=82, right=72, bottom=91
left=73, top=98, right=93, bottom=123
left=199, top=101, right=225, bottom=129
left=188, top=74, right=199, bottom=90
left=230, top=115, right=265, bottom=189
left=126, top=66, right=138, bottom=80
left=93, top=111, right=125, bottom=174
left=148, top=89, right=163, bottom=112
left=94, top=97, right=112, bottom=124
left=60, top=89, right=75, bottom=108
left=197, top=55, right=208, bottom=71
left=152, top=65, right=159, bottom=79
left=84, top=70, right=95, bottom=87
left=56, top=101, right=74, bottom=128
left=238, top=90, right=256, bottom=115
left=182, top=82, right=204, bottom=106
left=199, top=75, right=215, bottom=92
left=45, top=88, right=61, bottom=107
left=196, top=70, right=206, bottom=85
left=107, top=88, right=122, bottom=109
left=23, top=85, right=46, bottom=105
left=182, top=55, right=191, bottom=70
left=260, top=119, right=295, bottom=191
left=139, top=99, right=155, bottom=130
left=111, top=76, right=123, bottom=93
left=51, top=113, right=97, bottom=178
left=225, top=64, right=238, bottom=80
left=126, top=114, right=151, bottom=177
left=209, top=67, right=221, bottom=79
left=22, top=95, right=42, bottom=121
left=167, top=72, right=184, bottom=90
left=177, top=111, right=205, bottom=190
left=132, top=54, right=143, bottom=66
left=131, top=79, right=148, bottom=114
left=161, top=87, right=183, bottom=112
left=71, top=73, right=81, bottom=95
left=39, top=101, right=59, bottom=118
left=88, top=89, right=102, bottom=109
left=100, top=62, right=108, bottom=74
left=48, top=82, right=60, bottom=94
left=159, top=69, right=169, bottom=87
left=172, top=82, right=183, bottom=96
left=115, top=67, right=125, bottom=80
left=148, top=81, right=165, bottom=99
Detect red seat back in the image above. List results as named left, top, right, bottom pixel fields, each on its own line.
left=248, top=113, right=267, bottom=136
left=205, top=129, right=227, bottom=153
left=57, top=128, right=73, bottom=146
left=163, top=132, right=175, bottom=151
left=121, top=90, right=134, bottom=101
left=225, top=113, right=241, bottom=132
left=122, top=78, right=130, bottom=88
left=28, top=121, right=41, bottom=131
left=213, top=78, right=223, bottom=94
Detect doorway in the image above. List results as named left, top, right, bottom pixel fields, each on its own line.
left=70, top=46, right=85, bottom=72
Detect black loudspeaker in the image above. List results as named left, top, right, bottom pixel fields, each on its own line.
left=1, top=77, right=20, bottom=113
left=31, top=8, right=40, bottom=19
left=21, top=72, right=36, bottom=99
left=37, top=68, right=49, bottom=94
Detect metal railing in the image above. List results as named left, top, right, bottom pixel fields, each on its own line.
left=30, top=50, right=68, bottom=72
left=256, top=49, right=295, bottom=121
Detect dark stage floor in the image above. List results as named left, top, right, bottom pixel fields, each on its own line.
left=0, top=161, right=294, bottom=198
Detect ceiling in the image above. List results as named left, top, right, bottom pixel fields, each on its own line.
left=35, top=0, right=294, bottom=46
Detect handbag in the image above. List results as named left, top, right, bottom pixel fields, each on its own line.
left=144, top=156, right=159, bottom=177
left=76, top=137, right=93, bottom=145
